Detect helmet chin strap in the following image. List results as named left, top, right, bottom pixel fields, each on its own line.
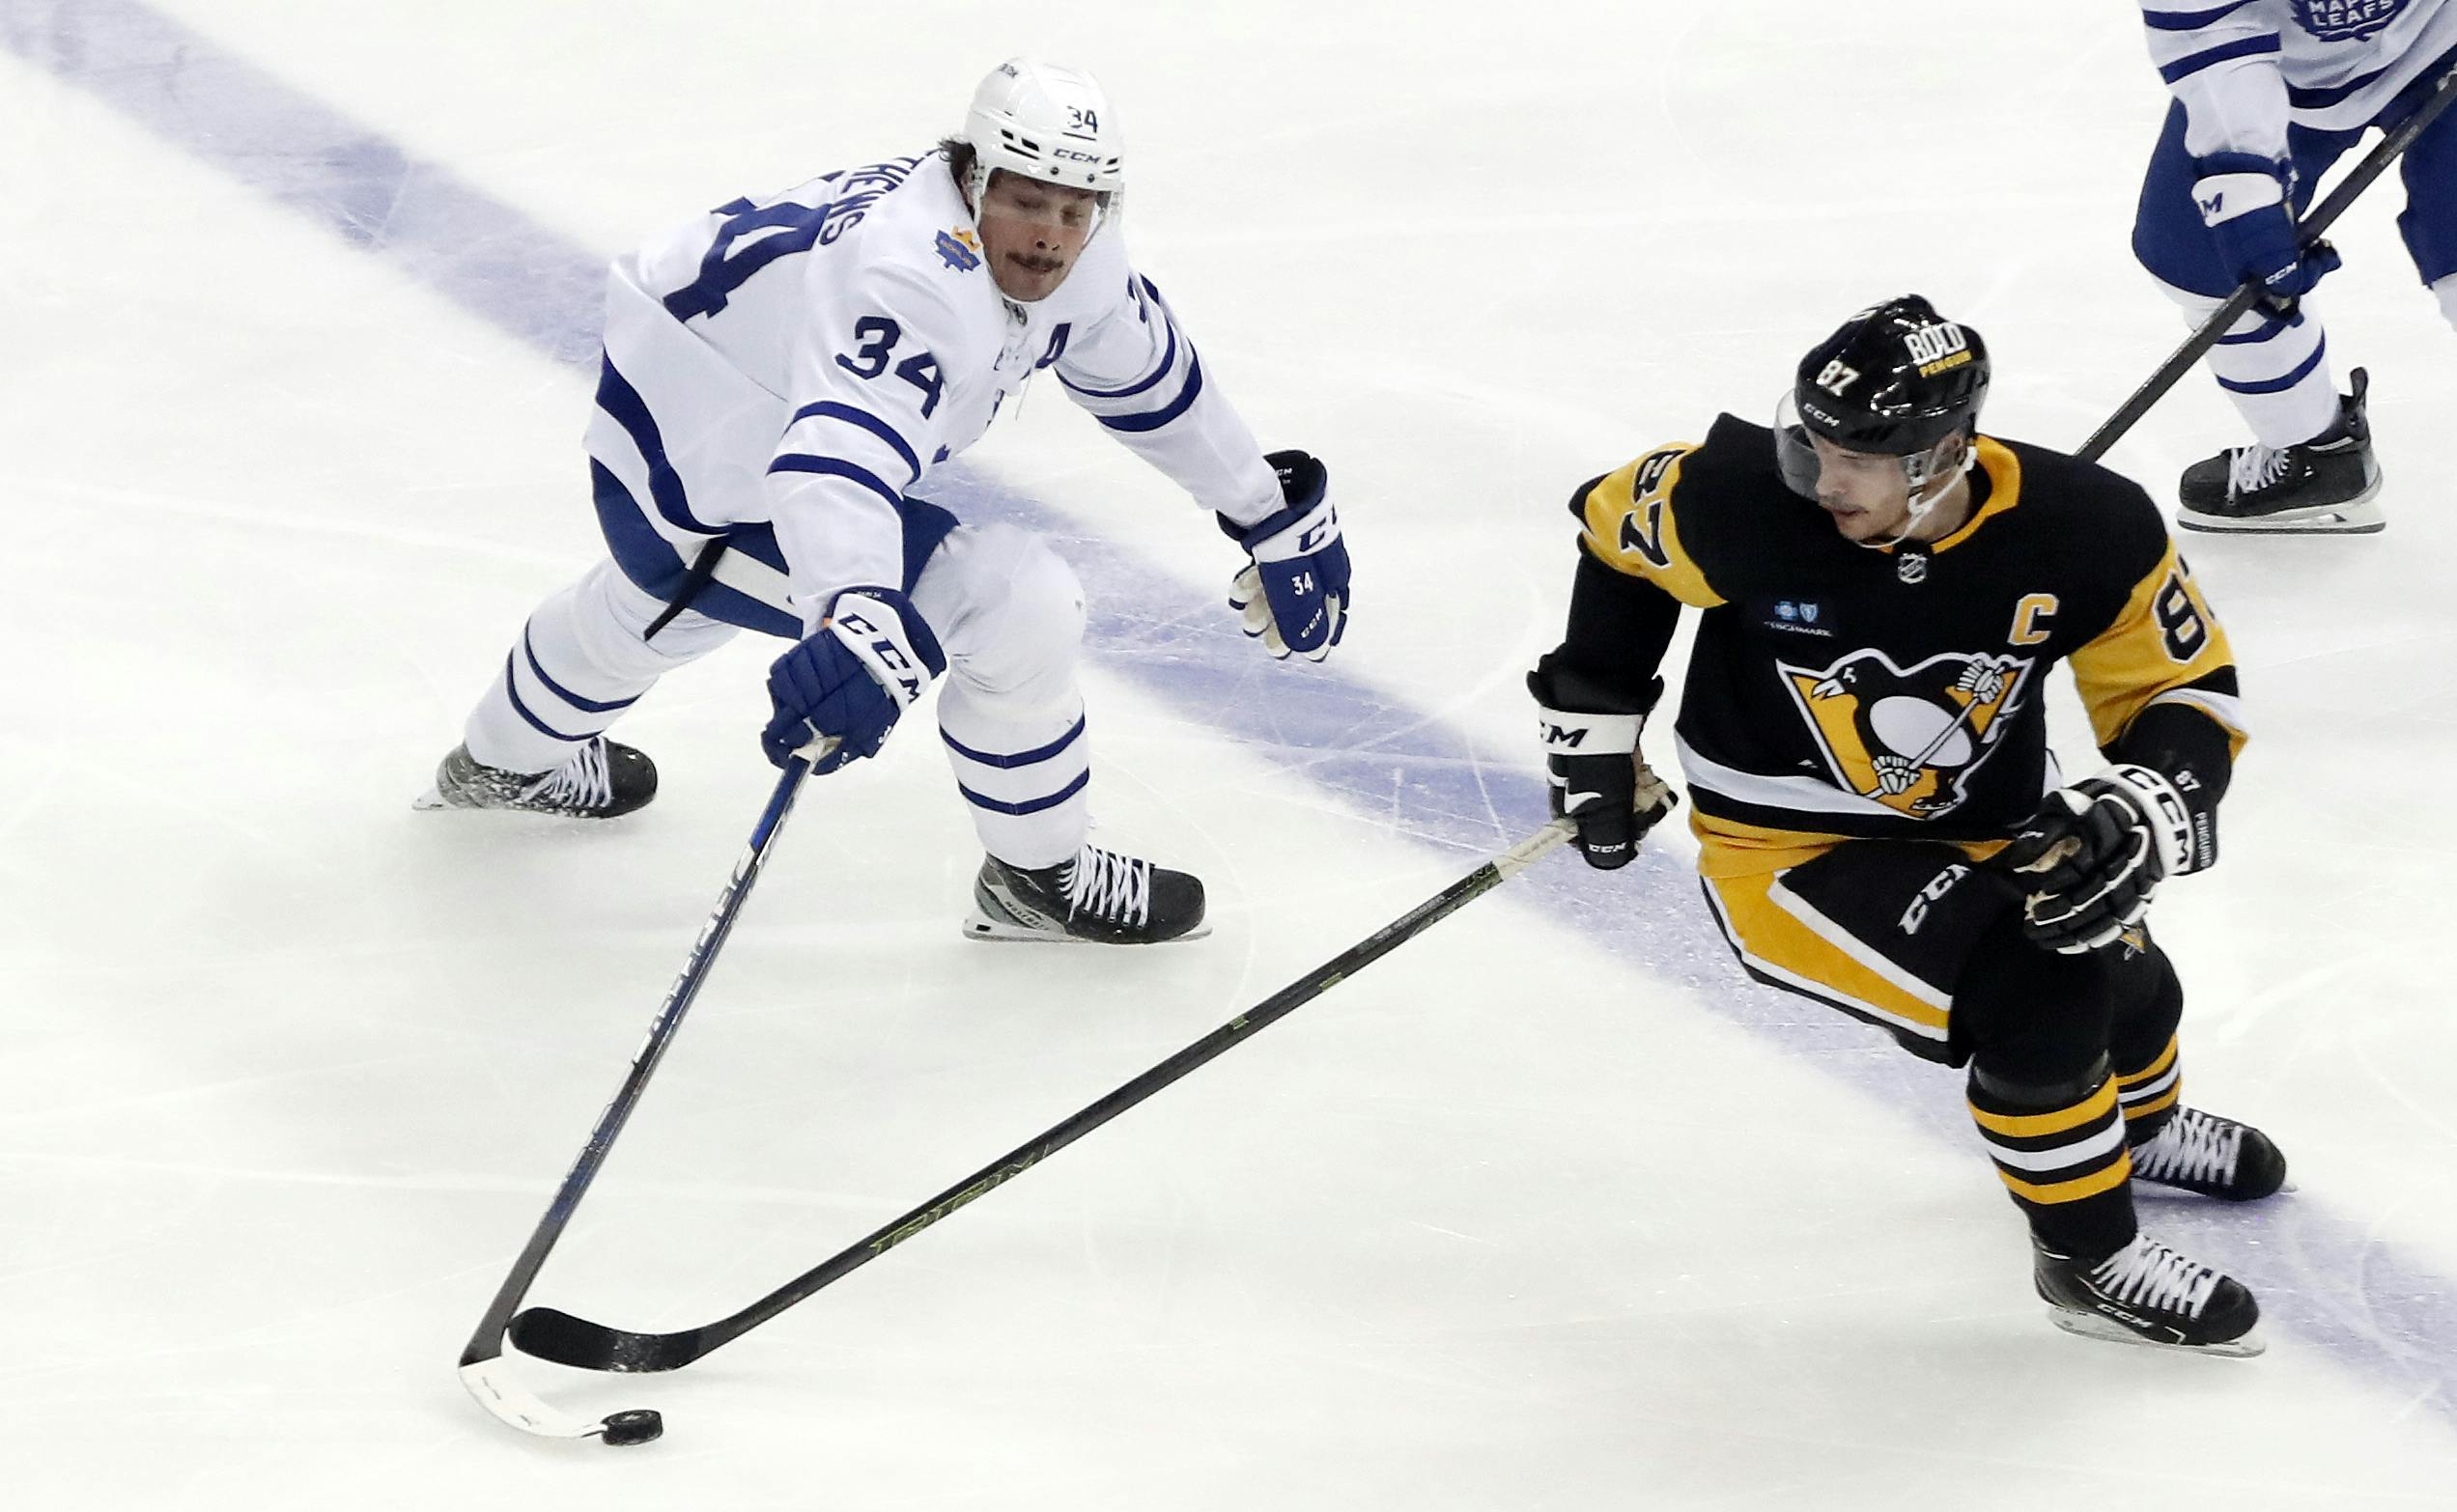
left=1858, top=439, right=1973, bottom=551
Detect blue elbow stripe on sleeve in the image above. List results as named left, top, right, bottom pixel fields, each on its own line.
left=1059, top=317, right=1181, bottom=401
left=786, top=401, right=921, bottom=482
left=769, top=453, right=904, bottom=510
left=2143, top=1, right=2258, bottom=30
left=2217, top=336, right=2328, bottom=395
left=2159, top=32, right=2279, bottom=83
left=1094, top=351, right=1205, bottom=434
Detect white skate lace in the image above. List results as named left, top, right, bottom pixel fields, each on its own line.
left=2087, top=1236, right=2220, bottom=1319
left=522, top=739, right=613, bottom=811
left=2132, top=1107, right=2243, bottom=1188
left=2226, top=443, right=2292, bottom=496
left=1060, top=844, right=1151, bottom=927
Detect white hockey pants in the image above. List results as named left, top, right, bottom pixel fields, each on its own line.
left=462, top=521, right=1092, bottom=868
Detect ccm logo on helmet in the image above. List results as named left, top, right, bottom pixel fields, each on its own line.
left=1054, top=148, right=1104, bottom=163
left=1905, top=321, right=1972, bottom=378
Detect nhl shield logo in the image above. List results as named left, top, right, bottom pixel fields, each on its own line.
left=2292, top=0, right=2411, bottom=42
left=1779, top=648, right=2035, bottom=818
left=1897, top=552, right=1928, bottom=584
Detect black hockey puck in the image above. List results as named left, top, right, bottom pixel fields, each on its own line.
left=600, top=1409, right=663, bottom=1446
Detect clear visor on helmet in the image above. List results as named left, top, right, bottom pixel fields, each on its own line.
left=1771, top=391, right=1960, bottom=503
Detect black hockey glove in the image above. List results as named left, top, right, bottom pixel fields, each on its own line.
left=1528, top=656, right=1678, bottom=870
left=1993, top=765, right=2211, bottom=953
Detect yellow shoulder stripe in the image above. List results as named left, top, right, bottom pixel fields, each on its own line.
left=1578, top=444, right=1725, bottom=607
left=2069, top=539, right=2243, bottom=756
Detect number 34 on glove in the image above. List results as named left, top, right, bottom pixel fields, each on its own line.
left=1223, top=449, right=1350, bottom=661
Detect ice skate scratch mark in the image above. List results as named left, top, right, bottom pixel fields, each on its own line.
left=25, top=0, right=2457, bottom=1423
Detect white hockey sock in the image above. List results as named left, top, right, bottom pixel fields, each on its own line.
left=2200, top=300, right=2340, bottom=447
left=2156, top=278, right=2339, bottom=446
left=939, top=686, right=1091, bottom=870
left=465, top=560, right=734, bottom=773
left=910, top=521, right=1093, bottom=870
left=2437, top=272, right=2457, bottom=330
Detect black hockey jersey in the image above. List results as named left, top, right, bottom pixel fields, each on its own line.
left=1556, top=414, right=2245, bottom=865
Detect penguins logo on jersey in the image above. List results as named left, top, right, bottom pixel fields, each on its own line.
left=1779, top=648, right=2036, bottom=818
left=2293, top=0, right=2410, bottom=43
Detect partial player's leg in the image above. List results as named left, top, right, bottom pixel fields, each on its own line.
left=1954, top=913, right=2259, bottom=1355
left=419, top=559, right=737, bottom=817
left=2104, top=940, right=2289, bottom=1201
left=1703, top=842, right=2262, bottom=1354
left=910, top=521, right=1204, bottom=944
left=2132, top=101, right=2382, bottom=533
left=2395, top=62, right=2457, bottom=338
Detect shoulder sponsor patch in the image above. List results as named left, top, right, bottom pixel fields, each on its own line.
left=935, top=227, right=981, bottom=272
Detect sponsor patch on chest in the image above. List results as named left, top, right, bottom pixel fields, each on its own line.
left=1754, top=595, right=1839, bottom=638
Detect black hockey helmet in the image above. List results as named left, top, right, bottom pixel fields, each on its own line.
left=1775, top=294, right=1990, bottom=499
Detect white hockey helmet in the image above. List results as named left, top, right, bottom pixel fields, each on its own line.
left=960, top=58, right=1123, bottom=203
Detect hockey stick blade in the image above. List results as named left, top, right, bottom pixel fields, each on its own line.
left=458, top=1355, right=664, bottom=1443
left=510, top=1307, right=705, bottom=1374
left=506, top=819, right=1577, bottom=1376
left=455, top=755, right=816, bottom=1442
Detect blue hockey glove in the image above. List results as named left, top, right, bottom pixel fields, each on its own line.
left=2192, top=154, right=2341, bottom=301
left=1223, top=449, right=1349, bottom=661
left=760, top=586, right=946, bottom=771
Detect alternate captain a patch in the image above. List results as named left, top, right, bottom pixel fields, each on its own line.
left=1780, top=648, right=2037, bottom=818
left=935, top=227, right=982, bottom=271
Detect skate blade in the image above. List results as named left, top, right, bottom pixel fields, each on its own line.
left=410, top=787, right=450, bottom=811
left=2178, top=478, right=2386, bottom=535
left=2045, top=1306, right=2265, bottom=1358
left=960, top=910, right=1213, bottom=945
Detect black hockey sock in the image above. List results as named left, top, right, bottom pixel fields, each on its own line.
left=2106, top=943, right=2186, bottom=1145
left=1968, top=1062, right=2138, bottom=1262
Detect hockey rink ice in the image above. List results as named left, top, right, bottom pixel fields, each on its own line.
left=7, top=1, right=2457, bottom=1505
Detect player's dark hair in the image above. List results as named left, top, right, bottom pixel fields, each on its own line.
left=940, top=135, right=976, bottom=187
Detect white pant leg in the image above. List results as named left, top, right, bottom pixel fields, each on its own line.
left=2437, top=271, right=2457, bottom=328
left=464, top=560, right=740, bottom=773
left=2154, top=276, right=2341, bottom=447
left=911, top=522, right=1090, bottom=870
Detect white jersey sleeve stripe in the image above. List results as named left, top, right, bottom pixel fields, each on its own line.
left=767, top=454, right=904, bottom=512
left=1092, top=352, right=1203, bottom=433
left=1058, top=282, right=1181, bottom=401
left=2158, top=31, right=2282, bottom=85
left=784, top=400, right=922, bottom=482
left=2143, top=1, right=2260, bottom=30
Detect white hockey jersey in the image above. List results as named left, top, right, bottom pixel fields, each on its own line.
left=2142, top=0, right=2457, bottom=156
left=585, top=151, right=1282, bottom=631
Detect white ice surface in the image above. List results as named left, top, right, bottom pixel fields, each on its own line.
left=4, top=2, right=2455, bottom=1506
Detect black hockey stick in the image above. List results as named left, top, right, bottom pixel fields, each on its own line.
left=2077, top=54, right=2457, bottom=463
left=459, top=748, right=822, bottom=1446
left=506, top=817, right=1579, bottom=1375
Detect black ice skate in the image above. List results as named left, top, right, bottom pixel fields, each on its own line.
left=2131, top=1106, right=2289, bottom=1201
left=2178, top=368, right=2383, bottom=534
left=966, top=843, right=1208, bottom=944
left=412, top=738, right=658, bottom=818
left=2034, top=1234, right=2262, bottom=1357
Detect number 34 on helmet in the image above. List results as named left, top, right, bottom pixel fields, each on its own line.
left=962, top=58, right=1127, bottom=206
